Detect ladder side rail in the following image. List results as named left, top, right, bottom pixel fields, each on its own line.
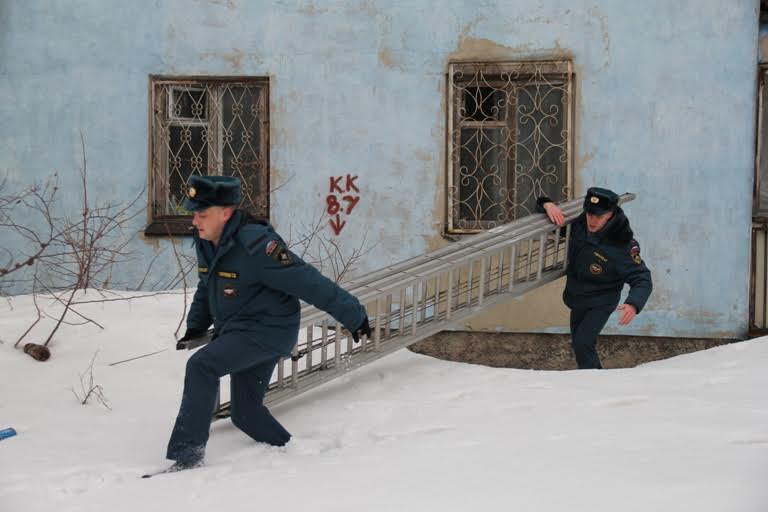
left=339, top=195, right=593, bottom=288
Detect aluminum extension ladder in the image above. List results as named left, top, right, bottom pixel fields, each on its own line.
left=186, top=194, right=634, bottom=418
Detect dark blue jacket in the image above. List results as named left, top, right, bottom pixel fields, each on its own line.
left=562, top=208, right=652, bottom=312
left=187, top=210, right=367, bottom=356
left=537, top=198, right=652, bottom=313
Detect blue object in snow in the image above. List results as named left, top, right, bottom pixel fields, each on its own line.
left=0, top=427, right=17, bottom=440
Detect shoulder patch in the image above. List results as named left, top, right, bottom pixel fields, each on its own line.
left=264, top=239, right=293, bottom=265
left=629, top=241, right=642, bottom=264
left=265, top=239, right=279, bottom=256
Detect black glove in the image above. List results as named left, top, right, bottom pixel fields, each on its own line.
left=176, top=328, right=208, bottom=350
left=351, top=317, right=372, bottom=344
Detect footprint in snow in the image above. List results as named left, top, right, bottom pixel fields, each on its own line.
left=591, top=396, right=649, bottom=408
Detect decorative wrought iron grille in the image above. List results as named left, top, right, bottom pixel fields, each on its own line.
left=146, top=76, right=269, bottom=235
left=447, top=61, right=573, bottom=233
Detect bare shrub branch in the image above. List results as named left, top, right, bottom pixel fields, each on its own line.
left=286, top=208, right=376, bottom=284
left=7, top=134, right=145, bottom=356
left=164, top=228, right=192, bottom=339
left=70, top=350, right=110, bottom=409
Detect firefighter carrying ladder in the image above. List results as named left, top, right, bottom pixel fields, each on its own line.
left=181, top=194, right=635, bottom=418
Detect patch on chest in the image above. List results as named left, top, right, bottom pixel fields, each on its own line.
left=223, top=285, right=238, bottom=298
left=592, top=251, right=608, bottom=262
left=589, top=262, right=603, bottom=275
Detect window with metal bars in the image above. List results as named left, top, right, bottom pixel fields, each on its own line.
left=446, top=60, right=573, bottom=234
left=145, top=76, right=269, bottom=235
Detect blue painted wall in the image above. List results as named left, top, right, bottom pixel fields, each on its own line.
left=0, top=1, right=760, bottom=338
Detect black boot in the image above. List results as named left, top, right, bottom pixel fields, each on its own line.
left=142, top=457, right=203, bottom=478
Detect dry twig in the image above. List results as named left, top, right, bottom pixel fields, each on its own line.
left=70, top=350, right=111, bottom=410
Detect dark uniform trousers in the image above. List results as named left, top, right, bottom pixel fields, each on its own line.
left=569, top=305, right=614, bottom=369
left=166, top=332, right=290, bottom=463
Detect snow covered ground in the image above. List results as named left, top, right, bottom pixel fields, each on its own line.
left=1, top=291, right=766, bottom=512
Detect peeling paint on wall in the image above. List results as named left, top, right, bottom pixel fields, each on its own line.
left=588, top=6, right=611, bottom=70
left=198, top=0, right=237, bottom=10
left=297, top=3, right=329, bottom=16
left=378, top=48, right=401, bottom=70
left=198, top=48, right=263, bottom=70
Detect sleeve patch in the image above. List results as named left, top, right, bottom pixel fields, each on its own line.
left=273, top=245, right=293, bottom=265
left=266, top=239, right=293, bottom=265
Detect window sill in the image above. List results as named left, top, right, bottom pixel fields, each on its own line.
left=144, top=217, right=194, bottom=237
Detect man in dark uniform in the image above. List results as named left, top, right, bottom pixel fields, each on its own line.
left=537, top=187, right=652, bottom=369
left=162, top=175, right=371, bottom=473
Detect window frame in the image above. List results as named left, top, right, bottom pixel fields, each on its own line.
left=754, top=65, right=768, bottom=221
left=446, top=60, right=574, bottom=235
left=145, top=75, right=270, bottom=236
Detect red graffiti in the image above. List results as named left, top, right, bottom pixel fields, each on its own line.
left=345, top=175, right=359, bottom=193
left=329, top=176, right=344, bottom=194
left=326, top=174, right=361, bottom=235
left=326, top=195, right=341, bottom=215
left=329, top=214, right=346, bottom=236
left=341, top=195, right=360, bottom=214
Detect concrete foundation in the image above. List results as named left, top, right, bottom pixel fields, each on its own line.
left=409, top=331, right=739, bottom=370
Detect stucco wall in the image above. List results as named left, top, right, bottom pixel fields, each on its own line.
left=0, top=0, right=759, bottom=338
